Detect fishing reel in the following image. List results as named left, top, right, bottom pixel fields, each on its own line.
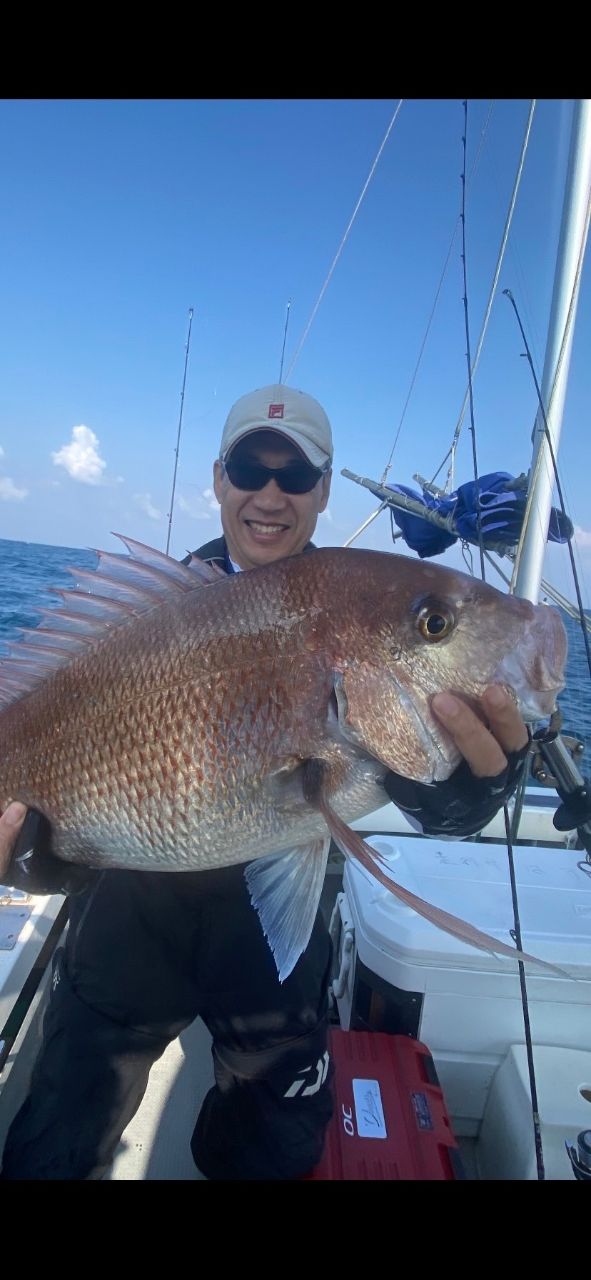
left=530, top=721, right=591, bottom=857
left=566, top=1130, right=591, bottom=1181
left=530, top=731, right=586, bottom=788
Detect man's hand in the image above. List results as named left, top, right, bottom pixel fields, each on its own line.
left=432, top=685, right=529, bottom=779
left=0, top=802, right=27, bottom=880
left=384, top=684, right=530, bottom=840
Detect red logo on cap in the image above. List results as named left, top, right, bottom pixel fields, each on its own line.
left=268, top=403, right=284, bottom=419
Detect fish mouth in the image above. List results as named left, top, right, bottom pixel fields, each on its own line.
left=494, top=606, right=567, bottom=721
left=495, top=664, right=562, bottom=721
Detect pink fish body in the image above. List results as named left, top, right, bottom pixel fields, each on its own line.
left=0, top=538, right=568, bottom=979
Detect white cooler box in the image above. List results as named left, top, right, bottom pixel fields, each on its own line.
left=333, top=835, right=591, bottom=1137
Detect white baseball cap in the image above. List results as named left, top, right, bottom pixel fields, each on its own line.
left=219, top=384, right=333, bottom=469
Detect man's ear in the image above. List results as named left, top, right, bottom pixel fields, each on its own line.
left=318, top=468, right=332, bottom=513
left=213, top=459, right=225, bottom=504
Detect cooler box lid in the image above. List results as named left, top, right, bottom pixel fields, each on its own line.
left=344, top=835, right=591, bottom=977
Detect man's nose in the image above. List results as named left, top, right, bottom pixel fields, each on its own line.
left=252, top=478, right=288, bottom=506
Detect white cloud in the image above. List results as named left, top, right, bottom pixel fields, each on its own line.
left=52, top=424, right=106, bottom=484
left=319, top=506, right=334, bottom=523
left=178, top=490, right=217, bottom=520
left=574, top=525, right=591, bottom=549
left=134, top=492, right=163, bottom=521
left=0, top=476, right=28, bottom=501
left=0, top=445, right=4, bottom=458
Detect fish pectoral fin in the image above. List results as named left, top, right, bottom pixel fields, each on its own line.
left=244, top=836, right=331, bottom=984
left=317, top=794, right=571, bottom=981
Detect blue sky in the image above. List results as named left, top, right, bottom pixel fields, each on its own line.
left=0, top=98, right=589, bottom=604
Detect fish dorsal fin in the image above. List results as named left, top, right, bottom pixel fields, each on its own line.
left=113, top=534, right=225, bottom=586
left=0, top=534, right=220, bottom=712
left=185, top=553, right=227, bottom=584
left=112, top=534, right=224, bottom=585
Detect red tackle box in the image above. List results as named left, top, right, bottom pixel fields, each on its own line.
left=305, top=1029, right=463, bottom=1180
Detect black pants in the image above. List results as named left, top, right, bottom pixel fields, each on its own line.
left=0, top=864, right=334, bottom=1180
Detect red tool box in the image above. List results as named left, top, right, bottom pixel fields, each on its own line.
left=305, top=1029, right=463, bottom=1180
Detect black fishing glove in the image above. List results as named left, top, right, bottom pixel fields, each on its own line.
left=383, top=736, right=531, bottom=839
left=2, top=808, right=98, bottom=897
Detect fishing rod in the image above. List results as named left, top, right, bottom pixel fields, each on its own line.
left=165, top=307, right=194, bottom=557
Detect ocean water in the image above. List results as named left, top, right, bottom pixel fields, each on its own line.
left=1, top=536, right=590, bottom=753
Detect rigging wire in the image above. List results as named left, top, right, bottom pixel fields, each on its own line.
left=486, top=548, right=591, bottom=630
left=506, top=188, right=591, bottom=586
left=431, top=100, right=537, bottom=490
left=459, top=100, right=486, bottom=581
left=505, top=285, right=591, bottom=681
left=380, top=100, right=496, bottom=486
left=342, top=500, right=389, bottom=548
left=345, top=100, right=534, bottom=551
left=486, top=134, right=545, bottom=379
left=343, top=102, right=496, bottom=549
left=507, top=116, right=591, bottom=608
left=278, top=300, right=292, bottom=383
left=284, top=100, right=404, bottom=383
left=165, top=307, right=194, bottom=557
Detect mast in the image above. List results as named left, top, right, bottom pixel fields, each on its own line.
left=513, top=100, right=591, bottom=603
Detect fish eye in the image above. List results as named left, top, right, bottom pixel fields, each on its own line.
left=416, top=603, right=454, bottom=642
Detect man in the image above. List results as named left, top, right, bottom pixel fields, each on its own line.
left=0, top=383, right=530, bottom=1180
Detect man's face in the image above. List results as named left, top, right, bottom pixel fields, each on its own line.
left=213, top=431, right=331, bottom=570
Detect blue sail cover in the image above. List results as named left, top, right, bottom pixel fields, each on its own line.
left=388, top=472, right=574, bottom=559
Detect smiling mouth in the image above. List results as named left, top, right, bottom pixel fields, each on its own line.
left=245, top=521, right=289, bottom=535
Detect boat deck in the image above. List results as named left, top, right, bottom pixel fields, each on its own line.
left=0, top=794, right=586, bottom=1181
left=109, top=1017, right=213, bottom=1180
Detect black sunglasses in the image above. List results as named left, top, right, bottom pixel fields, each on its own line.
left=222, top=456, right=327, bottom=495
